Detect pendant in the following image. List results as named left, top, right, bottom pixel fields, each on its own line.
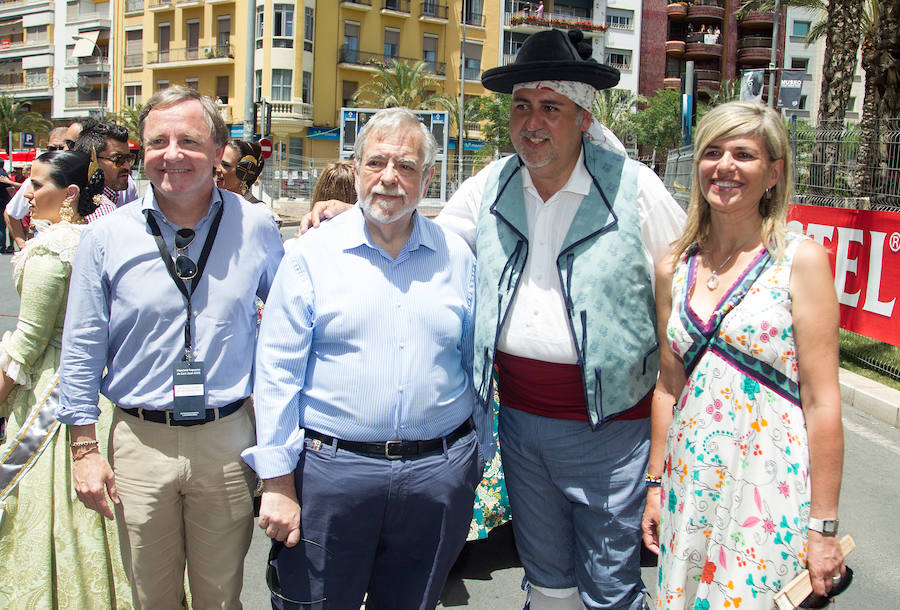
left=707, top=272, right=719, bottom=291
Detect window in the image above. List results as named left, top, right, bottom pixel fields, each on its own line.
left=792, top=21, right=810, bottom=37
left=791, top=57, right=808, bottom=72
left=606, top=9, right=633, bottom=30
left=125, top=84, right=142, bottom=106
left=342, top=80, right=357, bottom=107
left=256, top=6, right=264, bottom=48
left=304, top=7, right=314, bottom=52
left=384, top=28, right=399, bottom=59
left=216, top=75, right=229, bottom=104
left=288, top=137, right=304, bottom=169
left=848, top=96, right=856, bottom=110
left=273, top=4, right=294, bottom=48
left=158, top=23, right=170, bottom=51
left=302, top=71, right=311, bottom=103
left=461, top=41, right=482, bottom=80
left=186, top=20, right=200, bottom=59
left=26, top=25, right=47, bottom=43
left=185, top=77, right=199, bottom=90
left=156, top=80, right=169, bottom=93
left=25, top=68, right=47, bottom=86
left=272, top=68, right=292, bottom=101
left=255, top=69, right=262, bottom=102
left=605, top=49, right=632, bottom=71
left=799, top=95, right=807, bottom=110
left=423, top=34, right=438, bottom=71
left=344, top=22, right=359, bottom=63
left=217, top=16, right=231, bottom=48
left=125, top=30, right=142, bottom=68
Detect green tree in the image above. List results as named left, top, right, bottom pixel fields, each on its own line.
left=0, top=96, right=51, bottom=165
left=469, top=93, right=511, bottom=161
left=591, top=88, right=645, bottom=145
left=628, top=89, right=683, bottom=158
left=107, top=103, right=143, bottom=142
left=700, top=77, right=742, bottom=108
left=351, top=60, right=454, bottom=113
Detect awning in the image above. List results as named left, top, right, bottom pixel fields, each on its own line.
left=0, top=150, right=38, bottom=162
left=307, top=126, right=340, bottom=141
left=72, top=30, right=99, bottom=58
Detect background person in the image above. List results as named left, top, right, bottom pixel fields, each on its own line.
left=285, top=161, right=356, bottom=248
left=73, top=121, right=136, bottom=222
left=641, top=101, right=846, bottom=608
left=0, top=150, right=130, bottom=607
left=217, top=139, right=265, bottom=203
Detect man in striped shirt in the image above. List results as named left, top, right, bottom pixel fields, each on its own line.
left=73, top=122, right=136, bottom=222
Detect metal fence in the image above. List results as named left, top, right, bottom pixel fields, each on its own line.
left=662, top=118, right=900, bottom=212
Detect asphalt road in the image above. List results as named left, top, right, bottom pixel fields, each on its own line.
left=0, top=237, right=898, bottom=609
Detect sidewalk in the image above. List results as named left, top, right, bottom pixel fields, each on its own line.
left=839, top=368, right=900, bottom=427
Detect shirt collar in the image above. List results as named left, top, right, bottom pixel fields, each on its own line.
left=521, top=147, right=592, bottom=201
left=340, top=204, right=435, bottom=255
left=102, top=185, right=119, bottom=204
left=141, top=185, right=224, bottom=229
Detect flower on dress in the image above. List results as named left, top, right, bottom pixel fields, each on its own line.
left=700, top=560, right=716, bottom=584
left=778, top=481, right=790, bottom=498
left=763, top=518, right=776, bottom=534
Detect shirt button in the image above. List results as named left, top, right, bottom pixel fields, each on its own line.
left=399, top=343, right=405, bottom=349
left=398, top=385, right=404, bottom=392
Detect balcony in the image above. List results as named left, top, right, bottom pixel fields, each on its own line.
left=685, top=41, right=723, bottom=59
left=687, top=0, right=724, bottom=22
left=339, top=46, right=446, bottom=75
left=663, top=77, right=682, bottom=90
left=666, top=1, right=687, bottom=20
left=271, top=99, right=313, bottom=127
left=740, top=10, right=775, bottom=27
left=694, top=69, right=720, bottom=82
left=125, top=0, right=143, bottom=12
left=0, top=74, right=51, bottom=96
left=698, top=79, right=719, bottom=92
left=146, top=44, right=234, bottom=67
left=381, top=0, right=410, bottom=14
left=737, top=36, right=773, bottom=64
left=341, top=0, right=373, bottom=10
left=505, top=12, right=607, bottom=36
left=147, top=0, right=173, bottom=10
left=419, top=2, right=448, bottom=21
left=666, top=40, right=685, bottom=56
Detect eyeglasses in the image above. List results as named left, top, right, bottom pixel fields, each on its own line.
left=46, top=145, right=65, bottom=152
left=266, top=539, right=331, bottom=606
left=97, top=153, right=137, bottom=167
left=65, top=139, right=76, bottom=150
left=174, top=228, right=198, bottom=280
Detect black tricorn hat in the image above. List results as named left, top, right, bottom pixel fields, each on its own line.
left=481, top=29, right=620, bottom=93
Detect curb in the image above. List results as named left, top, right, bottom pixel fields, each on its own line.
left=839, top=368, right=900, bottom=427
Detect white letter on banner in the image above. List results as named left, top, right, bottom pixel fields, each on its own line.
left=862, top=231, right=896, bottom=317
left=804, top=223, right=834, bottom=247
left=834, top=227, right=864, bottom=307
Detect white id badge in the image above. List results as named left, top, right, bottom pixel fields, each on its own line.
left=173, top=361, right=206, bottom=421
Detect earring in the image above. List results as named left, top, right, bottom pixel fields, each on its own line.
left=59, top=199, right=75, bottom=223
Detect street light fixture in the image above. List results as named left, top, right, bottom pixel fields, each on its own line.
left=72, top=34, right=106, bottom=120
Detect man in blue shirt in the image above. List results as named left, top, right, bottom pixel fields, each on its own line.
left=58, top=86, right=284, bottom=609
left=243, top=107, right=493, bottom=609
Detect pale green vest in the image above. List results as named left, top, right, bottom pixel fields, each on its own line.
left=472, top=138, right=659, bottom=426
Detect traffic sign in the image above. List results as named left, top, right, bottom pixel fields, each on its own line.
left=258, top=137, right=273, bottom=159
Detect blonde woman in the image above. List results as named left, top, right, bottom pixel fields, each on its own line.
left=641, top=102, right=846, bottom=609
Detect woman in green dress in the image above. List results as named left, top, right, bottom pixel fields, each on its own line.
left=0, top=150, right=132, bottom=608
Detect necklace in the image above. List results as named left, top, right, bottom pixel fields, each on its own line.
left=705, top=232, right=759, bottom=291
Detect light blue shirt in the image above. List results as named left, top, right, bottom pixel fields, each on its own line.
left=242, top=205, right=483, bottom=479
left=57, top=187, right=284, bottom=425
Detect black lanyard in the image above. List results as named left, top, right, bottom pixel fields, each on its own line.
left=144, top=195, right=224, bottom=362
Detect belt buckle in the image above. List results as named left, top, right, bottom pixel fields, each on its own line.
left=384, top=440, right=403, bottom=460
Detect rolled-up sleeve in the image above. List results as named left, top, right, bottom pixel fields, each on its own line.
left=57, top=227, right=111, bottom=425
left=241, top=251, right=315, bottom=479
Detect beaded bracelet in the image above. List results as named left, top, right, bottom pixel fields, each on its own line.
left=71, top=439, right=100, bottom=449
left=644, top=473, right=662, bottom=488
left=72, top=446, right=99, bottom=462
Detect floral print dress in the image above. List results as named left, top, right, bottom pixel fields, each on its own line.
left=657, top=233, right=811, bottom=610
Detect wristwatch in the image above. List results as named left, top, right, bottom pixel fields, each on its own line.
left=808, top=517, right=839, bottom=536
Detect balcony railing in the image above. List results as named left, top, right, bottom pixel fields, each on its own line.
left=738, top=36, right=772, bottom=49
left=125, top=53, right=143, bottom=68
left=147, top=44, right=234, bottom=65
left=462, top=11, right=484, bottom=27
left=0, top=75, right=50, bottom=91
left=382, top=0, right=410, bottom=12
left=271, top=99, right=313, bottom=122
left=420, top=2, right=447, bottom=19
left=342, top=0, right=373, bottom=6
left=125, top=0, right=143, bottom=12
left=339, top=46, right=446, bottom=75
left=147, top=0, right=173, bottom=8
left=460, top=66, right=481, bottom=80
left=506, top=12, right=607, bottom=33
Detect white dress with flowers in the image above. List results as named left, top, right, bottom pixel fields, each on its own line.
left=657, top=233, right=811, bottom=610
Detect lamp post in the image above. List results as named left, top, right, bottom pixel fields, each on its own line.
left=458, top=0, right=467, bottom=187
left=73, top=35, right=106, bottom=119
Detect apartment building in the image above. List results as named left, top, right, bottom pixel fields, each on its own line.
left=0, top=0, right=114, bottom=139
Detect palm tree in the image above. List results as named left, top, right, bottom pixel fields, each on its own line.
left=591, top=89, right=645, bottom=145
left=351, top=60, right=454, bottom=112
left=107, top=103, right=143, bottom=142
left=699, top=78, right=742, bottom=108
left=0, top=96, right=51, bottom=166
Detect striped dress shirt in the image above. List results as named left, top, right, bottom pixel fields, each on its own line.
left=242, top=205, right=478, bottom=479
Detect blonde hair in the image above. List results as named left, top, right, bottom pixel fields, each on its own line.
left=312, top=161, right=357, bottom=205
left=672, top=101, right=793, bottom=263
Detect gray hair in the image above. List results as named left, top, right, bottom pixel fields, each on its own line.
left=138, top=85, right=228, bottom=147
left=353, top=107, right=437, bottom=170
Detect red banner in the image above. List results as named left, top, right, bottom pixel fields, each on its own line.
left=788, top=204, right=900, bottom=347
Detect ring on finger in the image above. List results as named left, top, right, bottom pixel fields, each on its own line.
left=832, top=575, right=841, bottom=583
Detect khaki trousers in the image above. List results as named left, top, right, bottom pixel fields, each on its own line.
left=109, top=401, right=255, bottom=610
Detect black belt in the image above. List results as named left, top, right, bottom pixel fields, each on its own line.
left=303, top=417, right=474, bottom=460
left=120, top=398, right=246, bottom=427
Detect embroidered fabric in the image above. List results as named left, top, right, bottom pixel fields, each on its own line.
left=0, top=340, right=29, bottom=388
left=11, top=221, right=84, bottom=285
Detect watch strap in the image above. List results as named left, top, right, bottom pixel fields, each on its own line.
left=808, top=517, right=839, bottom=535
